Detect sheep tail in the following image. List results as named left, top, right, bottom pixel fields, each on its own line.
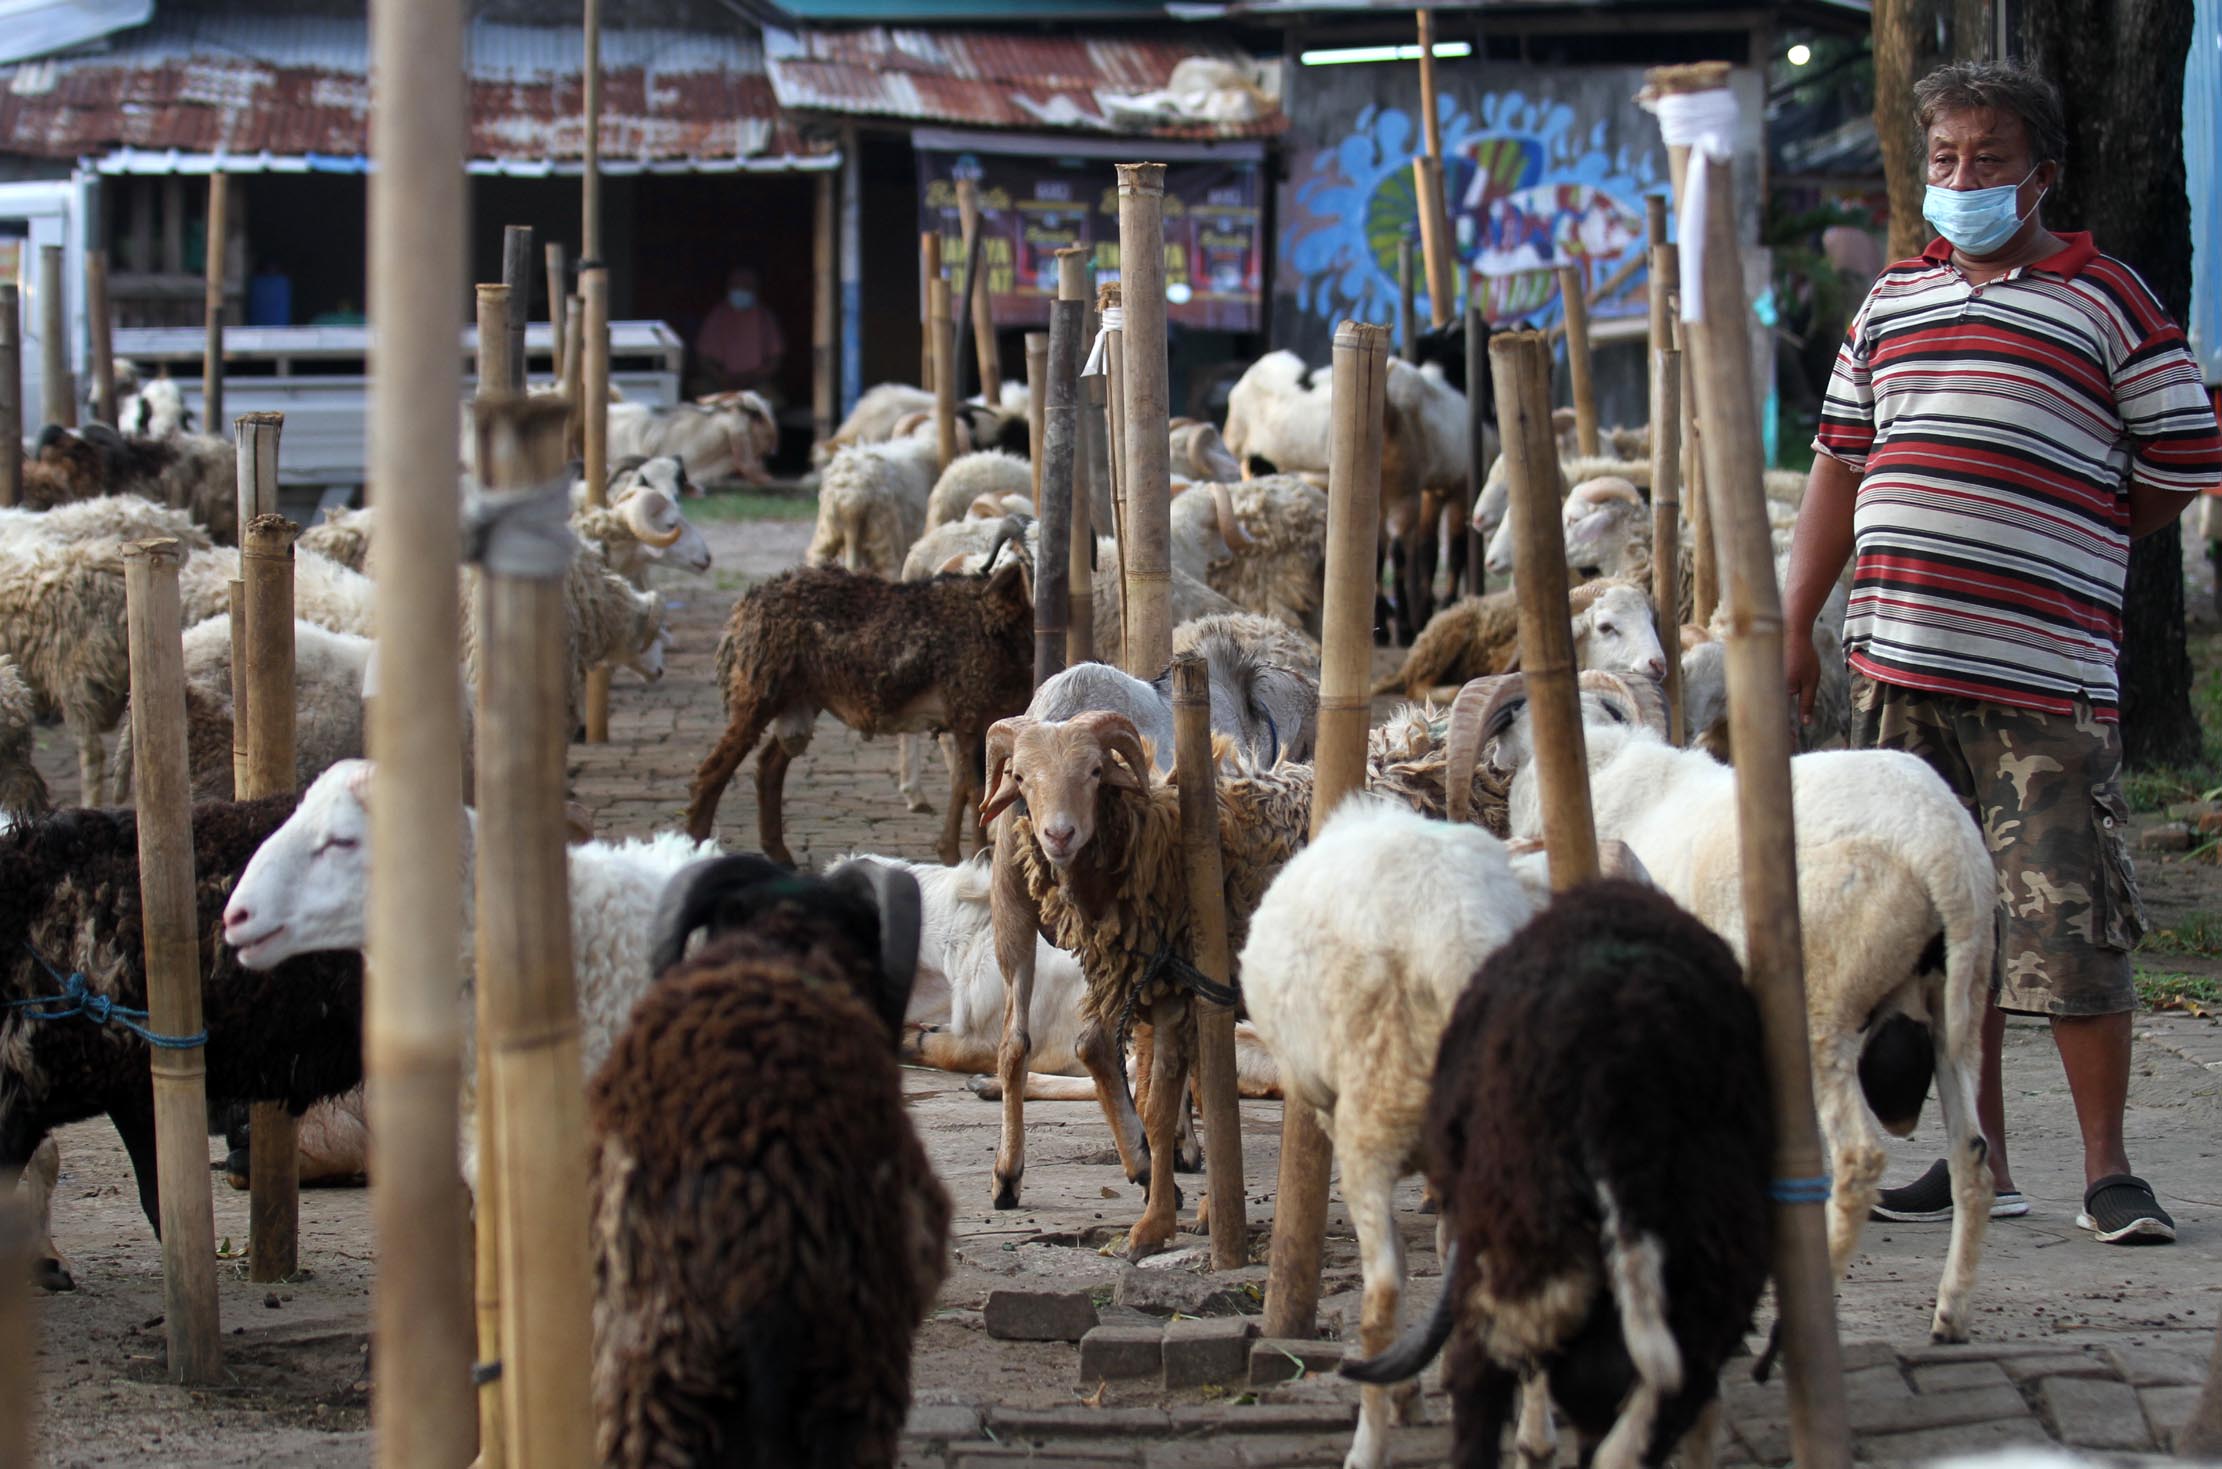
left=1339, top=1242, right=1457, bottom=1385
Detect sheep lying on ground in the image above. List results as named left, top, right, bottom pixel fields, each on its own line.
left=1241, top=798, right=1538, bottom=1469
left=816, top=382, right=1028, bottom=467
left=817, top=383, right=932, bottom=464
left=294, top=506, right=374, bottom=572
left=591, top=855, right=950, bottom=1468
left=1372, top=577, right=1668, bottom=699
left=606, top=390, right=777, bottom=488
left=3, top=793, right=364, bottom=1290
left=29, top=424, right=239, bottom=544
left=981, top=712, right=1313, bottom=1250
left=1468, top=670, right=1996, bottom=1342
left=222, top=760, right=721, bottom=1185
left=807, top=432, right=942, bottom=577
left=926, top=449, right=1032, bottom=532
left=1344, top=880, right=1772, bottom=1469
left=688, top=534, right=1037, bottom=866
left=117, top=376, right=192, bottom=438
left=0, top=495, right=214, bottom=552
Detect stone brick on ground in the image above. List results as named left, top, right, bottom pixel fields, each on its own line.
left=1847, top=1383, right=2027, bottom=1436
left=1161, top=1315, right=1258, bottom=1388
left=1853, top=1415, right=2052, bottom=1463
left=904, top=1403, right=983, bottom=1441
left=1113, top=1266, right=1257, bottom=1318
left=1078, top=1325, right=1163, bottom=1382
left=1249, top=1336, right=1348, bottom=1385
left=1168, top=1401, right=1354, bottom=1434
left=984, top=1406, right=1170, bottom=1439
left=1999, top=1349, right=2112, bottom=1383
left=1838, top=1340, right=1900, bottom=1372
left=984, top=1288, right=1099, bottom=1342
left=2038, top=1374, right=2151, bottom=1451
left=2139, top=1384, right=2203, bottom=1451
left=1911, top=1360, right=2012, bottom=1394
left=2106, top=1342, right=2208, bottom=1386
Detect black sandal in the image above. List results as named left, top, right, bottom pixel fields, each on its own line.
left=2076, top=1174, right=2175, bottom=1244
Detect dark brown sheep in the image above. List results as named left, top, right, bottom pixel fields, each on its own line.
left=685, top=532, right=1036, bottom=865
left=589, top=855, right=950, bottom=1469
left=21, top=424, right=236, bottom=543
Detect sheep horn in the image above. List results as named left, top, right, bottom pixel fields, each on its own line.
left=1569, top=475, right=1643, bottom=508
left=1575, top=669, right=1670, bottom=739
left=983, top=515, right=1030, bottom=576
left=647, top=853, right=798, bottom=976
left=979, top=717, right=1033, bottom=824
left=1210, top=483, right=1257, bottom=554
left=1442, top=675, right=1527, bottom=824
left=891, top=410, right=931, bottom=439
left=1342, top=1241, right=1457, bottom=1384
left=1066, top=710, right=1152, bottom=793
left=938, top=552, right=971, bottom=574
left=967, top=492, right=1007, bottom=520
left=623, top=490, right=687, bottom=549
left=825, top=859, right=923, bottom=1040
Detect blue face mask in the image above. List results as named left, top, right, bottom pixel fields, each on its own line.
left=728, top=289, right=757, bottom=310
left=1923, top=168, right=2044, bottom=257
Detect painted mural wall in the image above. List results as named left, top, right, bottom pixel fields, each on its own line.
left=1273, top=61, right=1766, bottom=370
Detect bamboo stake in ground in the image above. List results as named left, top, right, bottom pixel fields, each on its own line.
left=1098, top=282, right=1129, bottom=658
left=1035, top=303, right=1079, bottom=686
left=1490, top=330, right=1597, bottom=892
left=813, top=171, right=838, bottom=449
left=1058, top=248, right=1094, bottom=665
left=954, top=177, right=999, bottom=401
left=1116, top=163, right=1172, bottom=679
left=502, top=228, right=533, bottom=395
left=202, top=177, right=227, bottom=430
left=38, top=246, right=73, bottom=429
left=86, top=249, right=116, bottom=425
left=123, top=538, right=222, bottom=1384
left=1556, top=265, right=1600, bottom=457
left=920, top=231, right=941, bottom=392
left=478, top=286, right=515, bottom=405
left=1683, top=147, right=1851, bottom=1469
left=580, top=265, right=611, bottom=744
left=1411, top=11, right=1456, bottom=326
left=1398, top=235, right=1418, bottom=361
left=546, top=242, right=568, bottom=385
left=1264, top=320, right=1389, bottom=1339
left=472, top=395, right=596, bottom=1469
left=1025, top=331, right=1049, bottom=503
left=1172, top=652, right=1245, bottom=1270
left=2, top=285, right=23, bottom=508
left=1462, top=303, right=1488, bottom=596
left=0, top=1198, right=34, bottom=1463
left=1651, top=344, right=1686, bottom=746
left=930, top=277, right=957, bottom=473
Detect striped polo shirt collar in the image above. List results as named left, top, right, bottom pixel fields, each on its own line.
left=1919, top=229, right=2099, bottom=282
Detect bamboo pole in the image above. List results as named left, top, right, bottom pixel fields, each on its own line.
left=1650, top=238, right=1685, bottom=745
left=478, top=286, right=515, bottom=406
left=229, top=579, right=248, bottom=795
left=1397, top=235, right=1418, bottom=362
left=473, top=395, right=595, bottom=1469
left=545, top=242, right=568, bottom=386
left=1265, top=320, right=1389, bottom=1339
left=952, top=181, right=989, bottom=403
left=1059, top=248, right=1094, bottom=665
left=502, top=228, right=533, bottom=395
left=1172, top=652, right=1245, bottom=1270
left=1556, top=265, right=1600, bottom=457
left=1411, top=11, right=1456, bottom=326
left=920, top=231, right=940, bottom=392
left=1646, top=64, right=1726, bottom=628
left=559, top=294, right=583, bottom=412
left=202, top=176, right=227, bottom=431
left=1462, top=303, right=1488, bottom=596
left=1036, top=301, right=1079, bottom=686
left=1116, top=163, right=1172, bottom=679
left=579, top=265, right=611, bottom=744
left=1098, top=282, right=1128, bottom=640
left=1490, top=330, right=1597, bottom=892
left=813, top=171, right=838, bottom=448
left=86, top=249, right=117, bottom=426
left=582, top=0, right=602, bottom=265
left=930, top=277, right=957, bottom=473
left=38, top=246, right=73, bottom=429
left=1, top=286, right=21, bottom=508
left=1683, top=148, right=1850, bottom=1469
left=365, top=0, right=478, bottom=1448
left=123, top=538, right=222, bottom=1383
left=1025, top=331, right=1049, bottom=503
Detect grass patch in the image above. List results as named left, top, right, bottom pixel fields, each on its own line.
left=2138, top=911, right=2222, bottom=959
left=688, top=488, right=817, bottom=524
left=2125, top=625, right=2222, bottom=812
left=2134, top=965, right=2222, bottom=1014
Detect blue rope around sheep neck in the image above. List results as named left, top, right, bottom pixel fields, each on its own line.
left=1768, top=1175, right=1832, bottom=1205
left=5, top=943, right=209, bottom=1050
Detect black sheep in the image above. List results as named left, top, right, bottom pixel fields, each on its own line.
left=1345, top=880, right=1772, bottom=1469
left=1, top=795, right=364, bottom=1288
left=589, top=855, right=952, bottom=1469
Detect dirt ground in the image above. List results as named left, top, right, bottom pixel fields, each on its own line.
left=16, top=502, right=2222, bottom=1466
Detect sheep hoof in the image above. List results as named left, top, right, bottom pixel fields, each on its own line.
left=34, top=1257, right=75, bottom=1293
left=964, top=1075, right=1003, bottom=1101
left=992, top=1175, right=1022, bottom=1210
left=1123, top=1220, right=1177, bottom=1262
left=904, top=794, right=935, bottom=814
left=1929, top=1317, right=1968, bottom=1345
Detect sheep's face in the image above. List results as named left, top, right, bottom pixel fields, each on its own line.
left=982, top=714, right=1151, bottom=870
left=622, top=595, right=669, bottom=682
left=223, top=761, right=375, bottom=969
left=1578, top=584, right=1667, bottom=682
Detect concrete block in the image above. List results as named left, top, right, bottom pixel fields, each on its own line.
left=1143, top=1444, right=1231, bottom=1469
left=1168, top=1401, right=1356, bottom=1434
left=2039, top=1374, right=2152, bottom=1451
left=1249, top=1337, right=1349, bottom=1386
left=2139, top=1384, right=2203, bottom=1452
left=1842, top=1364, right=1913, bottom=1405
left=2107, top=1343, right=2207, bottom=1387
left=905, top=1402, right=983, bottom=1441
left=1079, top=1325, right=1164, bottom=1382
left=983, top=1288, right=1099, bottom=1342
left=1839, top=1340, right=1901, bottom=1373
left=1114, top=1266, right=1257, bottom=1318
left=1854, top=1415, right=2051, bottom=1462
left=1232, top=1435, right=1348, bottom=1467
left=1162, top=1314, right=1259, bottom=1389
left=1911, top=1360, right=2012, bottom=1394
left=1846, top=1383, right=2027, bottom=1435
left=984, top=1406, right=1170, bottom=1439
left=1999, top=1350, right=2113, bottom=1383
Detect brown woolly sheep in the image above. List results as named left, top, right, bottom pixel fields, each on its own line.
left=1371, top=577, right=1667, bottom=700
left=0, top=655, right=47, bottom=831
left=590, top=855, right=949, bottom=1468
left=23, top=424, right=239, bottom=544
left=687, top=530, right=1036, bottom=866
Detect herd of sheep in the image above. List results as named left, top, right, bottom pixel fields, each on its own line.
left=0, top=350, right=1999, bottom=1469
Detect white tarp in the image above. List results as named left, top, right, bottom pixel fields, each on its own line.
left=0, top=0, right=152, bottom=66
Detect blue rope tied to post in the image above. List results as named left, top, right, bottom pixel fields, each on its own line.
left=5, top=944, right=208, bottom=1050
left=1768, top=1174, right=1832, bottom=1205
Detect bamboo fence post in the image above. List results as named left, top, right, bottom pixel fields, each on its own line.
left=229, top=579, right=249, bottom=795
left=1025, top=331, right=1049, bottom=502
left=1058, top=248, right=1094, bottom=665
left=473, top=395, right=596, bottom=1469
left=365, top=0, right=478, bottom=1448
left=1646, top=195, right=1671, bottom=325
left=1490, top=331, right=1598, bottom=891
left=122, top=538, right=222, bottom=1383
left=545, top=242, right=567, bottom=385
left=580, top=264, right=611, bottom=744
left=559, top=293, right=583, bottom=411
left=1116, top=163, right=1172, bottom=679
left=1411, top=11, right=1456, bottom=326
left=38, top=245, right=73, bottom=429
left=1462, top=303, right=1488, bottom=595
left=202, top=177, right=226, bottom=430
left=0, top=1198, right=32, bottom=1463
left=1098, top=282, right=1129, bottom=658
left=582, top=0, right=602, bottom=267
left=1036, top=301, right=1080, bottom=686
left=1556, top=265, right=1600, bottom=457
left=955, top=177, right=999, bottom=401
left=1, top=286, right=21, bottom=508
left=1684, top=146, right=1850, bottom=1469
left=930, top=277, right=957, bottom=472
left=1172, top=652, right=1246, bottom=1270
left=813, top=171, right=838, bottom=448
left=1397, top=235, right=1418, bottom=362
left=86, top=249, right=116, bottom=425
left=1651, top=344, right=1686, bottom=747
left=478, top=286, right=515, bottom=405
left=920, top=231, right=940, bottom=392
left=502, top=227, right=533, bottom=395
left=1265, top=320, right=1389, bottom=1338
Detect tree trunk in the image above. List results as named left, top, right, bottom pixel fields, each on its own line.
left=2022, top=0, right=2202, bottom=768
left=1873, top=0, right=1997, bottom=262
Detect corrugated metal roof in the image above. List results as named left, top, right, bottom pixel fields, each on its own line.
left=0, top=12, right=833, bottom=169
left=764, top=26, right=1284, bottom=138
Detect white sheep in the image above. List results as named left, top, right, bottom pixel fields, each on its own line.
left=1373, top=576, right=1668, bottom=700
left=0, top=496, right=214, bottom=552
left=806, top=432, right=942, bottom=577
left=1240, top=797, right=1536, bottom=1469
left=1168, top=475, right=1327, bottom=637
left=1470, top=669, right=1997, bottom=1343
left=117, top=376, right=193, bottom=438
left=926, top=449, right=1032, bottom=532
left=221, top=759, right=722, bottom=1184
left=180, top=544, right=377, bottom=638
left=569, top=460, right=713, bottom=579
left=606, top=391, right=777, bottom=488
left=0, top=536, right=135, bottom=803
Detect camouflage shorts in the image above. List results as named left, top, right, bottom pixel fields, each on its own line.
left=1851, top=676, right=2146, bottom=1018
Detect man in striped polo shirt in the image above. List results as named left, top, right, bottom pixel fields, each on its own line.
left=1784, top=61, right=2222, bottom=1245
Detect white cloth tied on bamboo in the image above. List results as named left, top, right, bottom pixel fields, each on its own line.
left=462, top=473, right=578, bottom=579
left=1081, top=306, right=1126, bottom=380
left=1640, top=87, right=1741, bottom=324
